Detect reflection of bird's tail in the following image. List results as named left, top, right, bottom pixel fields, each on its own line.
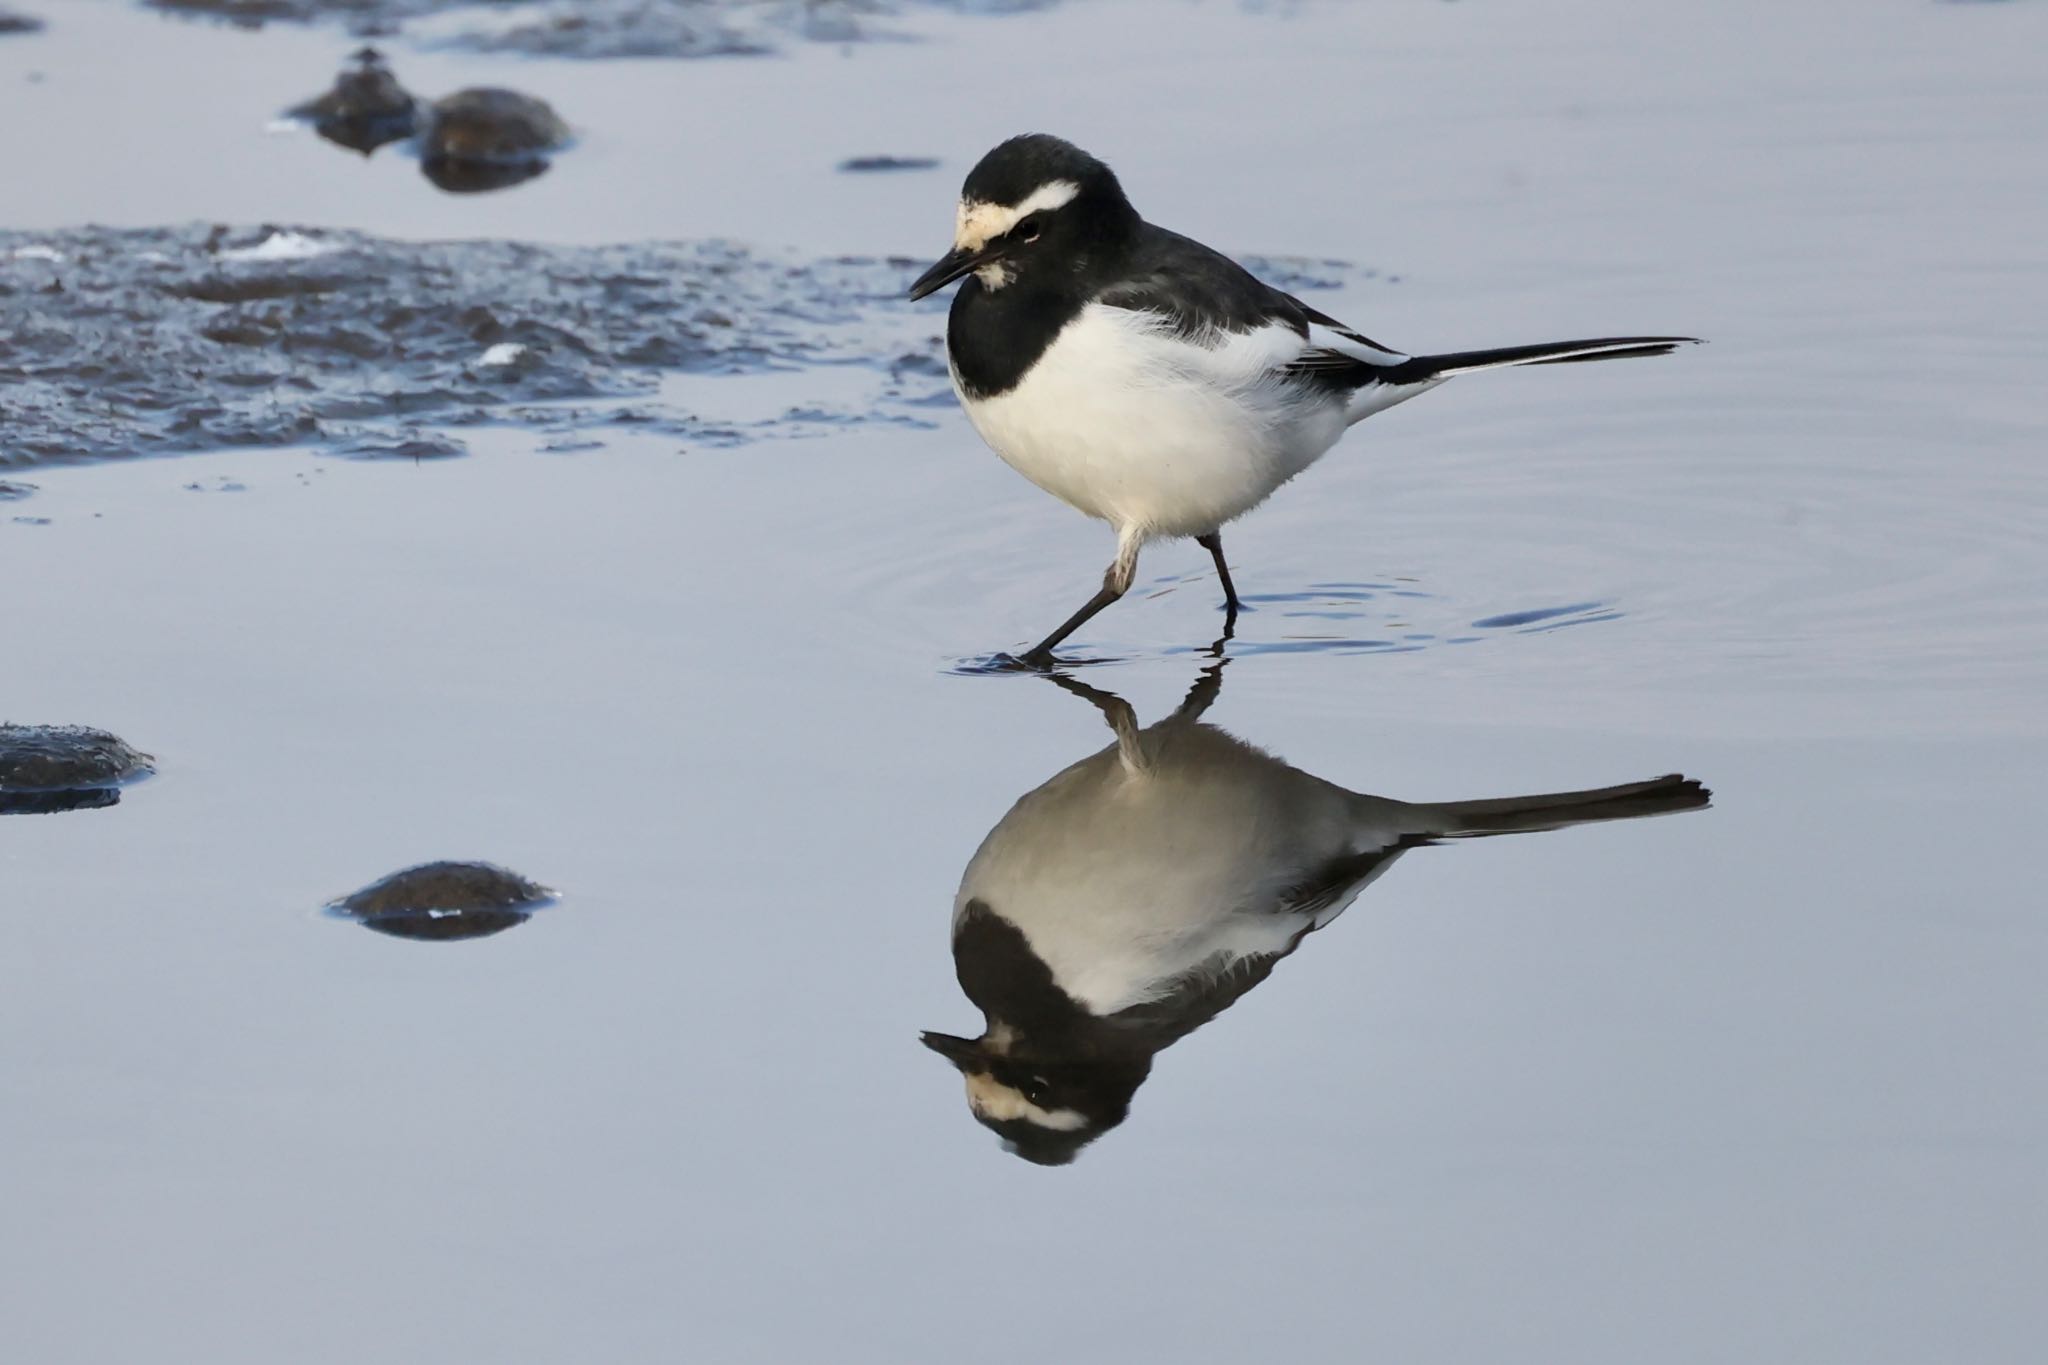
left=1425, top=774, right=1710, bottom=838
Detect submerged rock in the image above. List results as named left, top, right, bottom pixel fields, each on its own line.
left=0, top=724, right=154, bottom=815
left=287, top=47, right=421, bottom=154
left=838, top=155, right=941, bottom=174
left=418, top=88, right=571, bottom=193
left=0, top=9, right=43, bottom=36
left=284, top=50, right=570, bottom=194
left=326, top=860, right=557, bottom=941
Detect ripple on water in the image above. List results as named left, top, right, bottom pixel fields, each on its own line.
left=939, top=573, right=1626, bottom=674
left=1216, top=582, right=1619, bottom=660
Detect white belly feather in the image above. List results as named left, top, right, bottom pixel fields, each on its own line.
left=955, top=305, right=1350, bottom=540
left=955, top=723, right=1395, bottom=1017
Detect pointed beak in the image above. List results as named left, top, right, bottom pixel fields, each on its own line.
left=907, top=244, right=997, bottom=301
left=920, top=1031, right=984, bottom=1069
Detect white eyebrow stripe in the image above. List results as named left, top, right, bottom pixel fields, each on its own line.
left=964, top=1072, right=1088, bottom=1131
left=954, top=179, right=1081, bottom=251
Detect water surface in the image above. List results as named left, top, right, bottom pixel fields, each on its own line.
left=3, top=1, right=2045, bottom=1362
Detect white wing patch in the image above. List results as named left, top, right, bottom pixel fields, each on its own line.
left=1288, top=316, right=1444, bottom=425
left=1134, top=312, right=1437, bottom=428
left=1302, top=317, right=1409, bottom=368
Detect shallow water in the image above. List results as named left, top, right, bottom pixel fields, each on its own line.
left=4, top=1, right=2047, bottom=1362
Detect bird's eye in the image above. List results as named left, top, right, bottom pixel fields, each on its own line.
left=1015, top=217, right=1043, bottom=243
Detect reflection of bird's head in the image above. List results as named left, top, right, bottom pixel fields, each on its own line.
left=920, top=1029, right=1145, bottom=1166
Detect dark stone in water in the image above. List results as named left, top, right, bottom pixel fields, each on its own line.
left=419, top=156, right=551, bottom=195
left=0, top=724, right=154, bottom=814
left=418, top=88, right=570, bottom=193
left=326, top=861, right=557, bottom=941
left=354, top=907, right=535, bottom=941
left=0, top=8, right=43, bottom=36
left=838, top=156, right=941, bottom=174
left=1, top=787, right=121, bottom=816
left=287, top=47, right=421, bottom=155
left=285, top=52, right=566, bottom=193
left=423, top=88, right=569, bottom=162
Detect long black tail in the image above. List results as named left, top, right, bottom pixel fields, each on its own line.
left=1381, top=336, right=1700, bottom=385
left=1425, top=774, right=1711, bottom=838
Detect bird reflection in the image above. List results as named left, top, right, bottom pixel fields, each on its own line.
left=922, top=655, right=1710, bottom=1165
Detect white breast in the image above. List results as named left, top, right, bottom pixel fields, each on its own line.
left=955, top=722, right=1388, bottom=1016
left=955, top=306, right=1350, bottom=540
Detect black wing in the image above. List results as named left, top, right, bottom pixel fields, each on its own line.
left=1275, top=836, right=1435, bottom=920
left=1099, top=836, right=1429, bottom=1051
left=1097, top=224, right=1407, bottom=393
left=1104, top=950, right=1289, bottom=1051
left=1092, top=225, right=1347, bottom=339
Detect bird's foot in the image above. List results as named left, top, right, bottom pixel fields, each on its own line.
left=948, top=650, right=1056, bottom=676
left=949, top=648, right=1120, bottom=676
left=990, top=648, right=1061, bottom=673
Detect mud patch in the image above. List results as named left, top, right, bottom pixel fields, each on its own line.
left=0, top=724, right=155, bottom=814
left=324, top=860, right=556, bottom=940
left=145, top=0, right=1058, bottom=58
left=0, top=224, right=945, bottom=467
left=2, top=226, right=1375, bottom=469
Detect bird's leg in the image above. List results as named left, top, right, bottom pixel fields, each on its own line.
left=1195, top=531, right=1242, bottom=622
left=1047, top=673, right=1149, bottom=773
left=1166, top=552, right=1240, bottom=721
left=1016, top=531, right=1141, bottom=668
left=1173, top=648, right=1231, bottom=724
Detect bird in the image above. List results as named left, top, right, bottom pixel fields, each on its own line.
left=907, top=133, right=1699, bottom=667
left=921, top=658, right=1710, bottom=1164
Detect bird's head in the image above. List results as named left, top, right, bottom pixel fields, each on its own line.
left=907, top=134, right=1138, bottom=301
left=919, top=1027, right=1146, bottom=1166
